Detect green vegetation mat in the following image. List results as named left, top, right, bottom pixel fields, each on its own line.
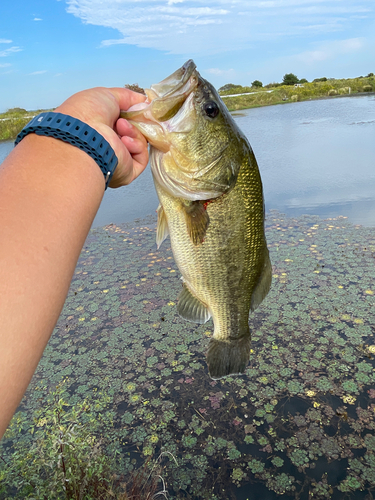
left=1, top=211, right=375, bottom=499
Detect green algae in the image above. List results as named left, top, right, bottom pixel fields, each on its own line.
left=1, top=212, right=375, bottom=499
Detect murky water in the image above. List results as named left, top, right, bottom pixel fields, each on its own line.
left=1, top=96, right=375, bottom=499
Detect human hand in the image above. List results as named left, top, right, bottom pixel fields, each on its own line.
left=55, top=87, right=149, bottom=188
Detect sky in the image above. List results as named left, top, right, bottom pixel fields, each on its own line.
left=0, top=0, right=374, bottom=112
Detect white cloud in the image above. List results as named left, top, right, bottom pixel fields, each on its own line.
left=28, top=70, right=48, bottom=75
left=0, top=46, right=22, bottom=57
left=295, top=37, right=364, bottom=64
left=33, top=17, right=43, bottom=21
left=64, top=0, right=375, bottom=55
left=0, top=39, right=12, bottom=44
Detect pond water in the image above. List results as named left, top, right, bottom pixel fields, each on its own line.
left=1, top=96, right=375, bottom=500
left=1, top=94, right=374, bottom=228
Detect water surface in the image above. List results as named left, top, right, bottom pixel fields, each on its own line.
left=1, top=94, right=374, bottom=227
left=1, top=96, right=375, bottom=500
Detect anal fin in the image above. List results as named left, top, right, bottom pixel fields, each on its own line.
left=177, top=285, right=211, bottom=324
left=183, top=201, right=210, bottom=245
left=156, top=204, right=169, bottom=249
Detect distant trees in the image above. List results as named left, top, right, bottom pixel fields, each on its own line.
left=313, top=77, right=327, bottom=83
left=299, top=78, right=308, bottom=84
left=124, top=83, right=146, bottom=95
left=251, top=80, right=263, bottom=88
left=282, top=73, right=299, bottom=85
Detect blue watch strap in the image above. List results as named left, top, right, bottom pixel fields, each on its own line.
left=15, top=112, right=118, bottom=189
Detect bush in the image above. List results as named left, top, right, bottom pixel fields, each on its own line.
left=0, top=382, right=117, bottom=498
left=0, top=381, right=171, bottom=499
left=218, top=83, right=238, bottom=92
left=264, top=82, right=282, bottom=88
left=282, top=73, right=299, bottom=85
left=363, top=85, right=373, bottom=92
left=0, top=116, right=33, bottom=141
left=251, top=80, right=263, bottom=88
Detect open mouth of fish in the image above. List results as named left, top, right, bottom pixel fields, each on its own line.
left=120, top=59, right=199, bottom=142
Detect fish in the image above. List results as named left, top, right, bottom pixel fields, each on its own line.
left=121, top=60, right=271, bottom=379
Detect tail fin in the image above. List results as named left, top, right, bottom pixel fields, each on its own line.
left=207, top=336, right=251, bottom=380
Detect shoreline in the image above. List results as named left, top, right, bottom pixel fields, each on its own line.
left=225, top=90, right=375, bottom=112
left=1, top=91, right=374, bottom=142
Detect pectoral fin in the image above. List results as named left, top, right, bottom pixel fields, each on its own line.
left=177, top=284, right=211, bottom=324
left=156, top=204, right=169, bottom=249
left=183, top=201, right=210, bottom=245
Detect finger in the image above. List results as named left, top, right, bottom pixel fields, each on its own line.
left=109, top=87, right=147, bottom=113
left=115, top=119, right=149, bottom=150
left=116, top=118, right=135, bottom=137
left=109, top=137, right=149, bottom=188
left=121, top=136, right=147, bottom=156
left=124, top=141, right=149, bottom=181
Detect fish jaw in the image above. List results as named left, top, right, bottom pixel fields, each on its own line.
left=150, top=59, right=196, bottom=98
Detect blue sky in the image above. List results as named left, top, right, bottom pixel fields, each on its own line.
left=1, top=0, right=374, bottom=112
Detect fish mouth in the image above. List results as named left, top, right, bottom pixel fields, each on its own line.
left=150, top=59, right=196, bottom=100
left=120, top=60, right=199, bottom=125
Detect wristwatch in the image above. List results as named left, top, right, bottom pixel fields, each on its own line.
left=15, top=112, right=118, bottom=189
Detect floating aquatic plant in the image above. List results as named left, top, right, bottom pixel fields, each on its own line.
left=1, top=212, right=375, bottom=499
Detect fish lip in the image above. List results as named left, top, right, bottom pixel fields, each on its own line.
left=150, top=59, right=197, bottom=99
left=121, top=60, right=199, bottom=125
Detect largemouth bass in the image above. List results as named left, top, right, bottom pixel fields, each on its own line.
left=121, top=60, right=271, bottom=379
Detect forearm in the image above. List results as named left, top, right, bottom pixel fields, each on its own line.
left=0, top=134, right=104, bottom=437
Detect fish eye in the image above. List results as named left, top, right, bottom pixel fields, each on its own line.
left=203, top=101, right=219, bottom=119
